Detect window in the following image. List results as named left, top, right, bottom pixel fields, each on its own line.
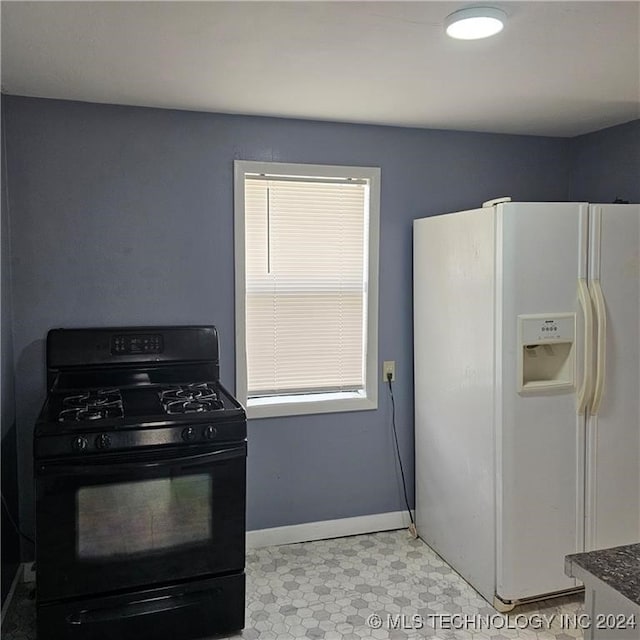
left=234, top=161, right=380, bottom=419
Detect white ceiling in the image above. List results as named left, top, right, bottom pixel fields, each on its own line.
left=2, top=1, right=639, bottom=137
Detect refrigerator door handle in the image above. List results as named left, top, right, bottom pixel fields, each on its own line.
left=577, top=278, right=594, bottom=414
left=590, top=279, right=606, bottom=415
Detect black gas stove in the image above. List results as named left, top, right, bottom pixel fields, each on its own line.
left=34, top=326, right=247, bottom=640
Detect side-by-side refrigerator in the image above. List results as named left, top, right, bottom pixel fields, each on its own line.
left=413, top=201, right=640, bottom=611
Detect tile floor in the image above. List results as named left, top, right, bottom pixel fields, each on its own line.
left=2, top=530, right=585, bottom=639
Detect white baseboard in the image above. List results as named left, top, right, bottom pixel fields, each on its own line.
left=0, top=564, right=22, bottom=626
left=246, top=510, right=415, bottom=549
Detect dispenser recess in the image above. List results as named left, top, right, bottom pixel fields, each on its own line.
left=517, top=314, right=576, bottom=394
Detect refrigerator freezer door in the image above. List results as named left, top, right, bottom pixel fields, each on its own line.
left=585, top=204, right=640, bottom=551
left=496, top=202, right=587, bottom=602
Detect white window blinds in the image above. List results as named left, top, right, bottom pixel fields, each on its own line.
left=244, top=174, right=369, bottom=397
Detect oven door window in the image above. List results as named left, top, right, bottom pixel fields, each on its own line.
left=77, top=474, right=212, bottom=559
left=35, top=443, right=246, bottom=601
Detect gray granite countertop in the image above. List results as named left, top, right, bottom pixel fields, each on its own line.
left=565, top=543, right=640, bottom=607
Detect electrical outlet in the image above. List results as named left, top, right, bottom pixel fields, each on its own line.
left=383, top=360, right=396, bottom=382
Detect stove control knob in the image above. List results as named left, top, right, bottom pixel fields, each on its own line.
left=203, top=425, right=217, bottom=440
left=72, top=436, right=88, bottom=452
left=182, top=427, right=196, bottom=442
left=95, top=433, right=111, bottom=449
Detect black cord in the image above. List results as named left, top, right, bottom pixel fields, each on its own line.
left=387, top=376, right=415, bottom=527
left=1, top=491, right=35, bottom=546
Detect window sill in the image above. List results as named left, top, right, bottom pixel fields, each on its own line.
left=246, top=391, right=378, bottom=419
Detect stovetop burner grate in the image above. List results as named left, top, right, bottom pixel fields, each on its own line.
left=58, top=389, right=124, bottom=423
left=159, top=383, right=224, bottom=415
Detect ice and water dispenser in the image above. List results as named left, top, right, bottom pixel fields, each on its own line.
left=517, top=314, right=575, bottom=393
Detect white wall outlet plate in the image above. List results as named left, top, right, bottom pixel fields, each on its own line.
left=383, top=361, right=396, bottom=382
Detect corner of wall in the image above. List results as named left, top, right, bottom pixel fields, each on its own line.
left=568, top=119, right=640, bottom=203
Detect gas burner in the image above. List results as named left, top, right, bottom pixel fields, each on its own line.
left=163, top=400, right=218, bottom=415
left=58, top=401, right=124, bottom=423
left=58, top=389, right=124, bottom=423
left=160, top=383, right=218, bottom=402
left=159, top=383, right=223, bottom=415
left=63, top=389, right=122, bottom=408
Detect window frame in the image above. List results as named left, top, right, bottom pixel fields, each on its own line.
left=234, top=160, right=380, bottom=420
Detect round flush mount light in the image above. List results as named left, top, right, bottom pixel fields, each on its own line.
left=445, top=7, right=506, bottom=40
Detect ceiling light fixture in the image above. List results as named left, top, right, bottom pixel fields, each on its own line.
left=445, top=7, right=506, bottom=40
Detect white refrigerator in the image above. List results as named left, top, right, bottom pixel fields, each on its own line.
left=413, top=201, right=640, bottom=611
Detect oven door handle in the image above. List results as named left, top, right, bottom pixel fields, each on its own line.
left=38, top=445, right=246, bottom=476
left=66, top=588, right=221, bottom=625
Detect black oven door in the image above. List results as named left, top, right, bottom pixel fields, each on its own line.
left=35, top=442, right=246, bottom=602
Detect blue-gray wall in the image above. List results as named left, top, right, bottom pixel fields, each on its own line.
left=2, top=96, right=574, bottom=549
left=1, top=96, right=21, bottom=603
left=569, top=119, right=640, bottom=203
